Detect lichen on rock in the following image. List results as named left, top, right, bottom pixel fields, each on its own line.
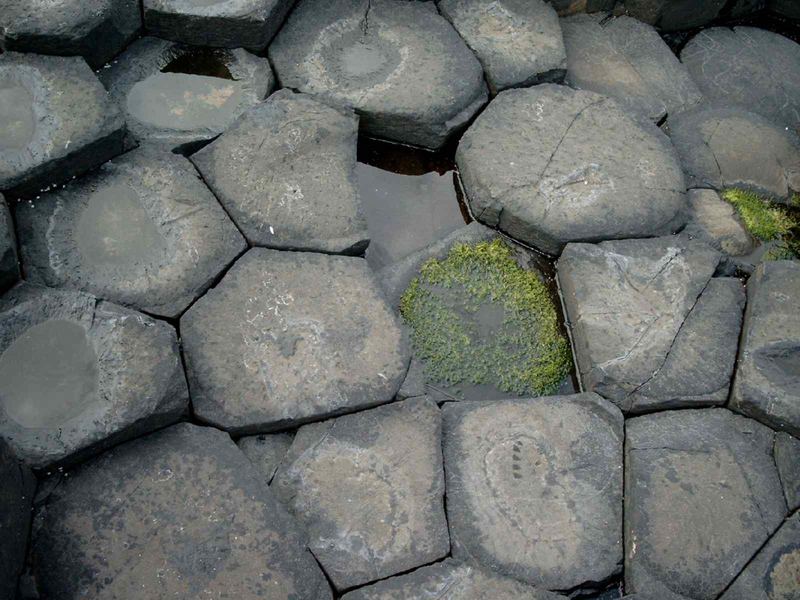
left=722, top=188, right=800, bottom=259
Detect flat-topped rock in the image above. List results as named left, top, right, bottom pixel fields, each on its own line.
left=775, top=432, right=800, bottom=511
left=33, top=423, right=332, bottom=599
left=562, top=14, right=702, bottom=122
left=1, top=0, right=141, bottom=69
left=269, top=0, right=488, bottom=149
left=273, top=398, right=448, bottom=590
left=443, top=394, right=624, bottom=591
left=684, top=189, right=756, bottom=258
left=681, top=27, right=800, bottom=132
left=144, top=0, right=294, bottom=51
left=0, top=194, right=19, bottom=293
left=101, top=38, right=273, bottom=152
left=16, top=146, right=246, bottom=319
left=0, top=53, right=125, bottom=197
left=457, top=85, right=687, bottom=254
left=438, top=0, right=566, bottom=93
left=0, top=440, right=35, bottom=600
left=625, top=409, right=787, bottom=600
left=624, top=0, right=728, bottom=30
left=192, top=89, right=368, bottom=254
left=236, top=432, right=293, bottom=484
left=731, top=260, right=800, bottom=437
left=181, top=249, right=409, bottom=433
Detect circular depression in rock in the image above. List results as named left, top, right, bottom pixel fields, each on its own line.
left=0, top=77, right=35, bottom=152
left=324, top=30, right=402, bottom=84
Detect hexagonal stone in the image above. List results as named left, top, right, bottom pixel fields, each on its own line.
left=438, top=0, right=566, bottom=93
left=144, top=0, right=294, bottom=51
left=273, top=398, right=448, bottom=591
left=457, top=84, right=687, bottom=255
left=681, top=27, right=800, bottom=132
left=1, top=0, right=141, bottom=69
left=0, top=284, right=188, bottom=468
left=730, top=260, right=800, bottom=437
left=0, top=194, right=19, bottom=293
left=181, top=248, right=409, bottom=433
left=0, top=440, right=35, bottom=600
left=100, top=38, right=273, bottom=152
left=443, top=393, right=624, bottom=591
left=684, top=189, right=755, bottom=258
left=269, top=0, right=488, bottom=149
left=0, top=53, right=125, bottom=197
left=16, top=146, right=246, bottom=319
left=624, top=0, right=727, bottom=30
left=236, top=432, right=293, bottom=484
left=558, top=236, right=727, bottom=412
left=775, top=432, right=800, bottom=512
left=32, top=423, right=332, bottom=599
left=562, top=14, right=702, bottom=122
left=625, top=409, right=787, bottom=600
left=192, top=89, right=368, bottom=254
left=669, top=106, right=800, bottom=202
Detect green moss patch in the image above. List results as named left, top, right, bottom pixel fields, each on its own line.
left=722, top=189, right=800, bottom=259
left=400, top=239, right=572, bottom=396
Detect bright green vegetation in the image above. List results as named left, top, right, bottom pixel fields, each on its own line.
left=722, top=189, right=799, bottom=259
left=400, top=239, right=572, bottom=396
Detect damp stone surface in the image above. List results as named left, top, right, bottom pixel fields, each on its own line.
left=0, top=194, right=19, bottom=293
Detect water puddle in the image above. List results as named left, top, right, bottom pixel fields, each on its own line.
left=0, top=76, right=35, bottom=151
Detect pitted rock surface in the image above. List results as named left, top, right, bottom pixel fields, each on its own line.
left=775, top=432, right=800, bottom=512
left=273, top=398, right=448, bottom=591
left=0, top=194, right=19, bottom=293
left=684, top=189, right=755, bottom=258
left=0, top=439, right=35, bottom=600
left=237, top=432, right=294, bottom=484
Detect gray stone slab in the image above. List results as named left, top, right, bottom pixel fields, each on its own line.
left=273, top=398, right=449, bottom=591
left=32, top=423, right=332, bottom=599
left=268, top=0, right=488, bottom=149
left=0, top=194, right=19, bottom=293
left=443, top=393, right=624, bottom=591
left=0, top=439, right=35, bottom=600
left=236, top=432, right=293, bottom=484
left=396, top=357, right=426, bottom=400
left=624, top=0, right=727, bottom=30
left=16, top=146, right=246, bottom=319
left=0, top=53, right=125, bottom=197
left=775, top=432, right=800, bottom=512
left=181, top=248, right=409, bottom=433
left=457, top=84, right=687, bottom=255
left=0, top=284, right=188, bottom=468
left=684, top=189, right=755, bottom=257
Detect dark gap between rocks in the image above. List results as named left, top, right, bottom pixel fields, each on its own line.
left=161, top=47, right=236, bottom=80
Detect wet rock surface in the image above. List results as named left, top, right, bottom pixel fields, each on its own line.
left=684, top=189, right=756, bottom=257
left=0, top=439, right=35, bottom=600
left=237, top=432, right=294, bottom=484
left=0, top=194, right=19, bottom=293
left=775, top=432, right=800, bottom=511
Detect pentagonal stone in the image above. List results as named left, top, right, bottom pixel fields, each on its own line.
left=341, top=558, right=564, bottom=600
left=236, top=432, right=293, bottom=484
left=0, top=194, right=19, bottom=293
left=273, top=398, right=449, bottom=591
left=33, top=423, right=332, bottom=599
left=0, top=284, right=188, bottom=468
left=181, top=249, right=409, bottom=433
left=684, top=189, right=755, bottom=257
left=681, top=27, right=800, bottom=132
left=669, top=106, right=800, bottom=202
left=192, top=89, right=368, bottom=254
left=558, top=236, right=723, bottom=411
left=0, top=440, right=35, bottom=600
left=438, top=0, right=566, bottom=93
left=100, top=38, right=273, bottom=152
left=625, top=0, right=727, bottom=30
left=457, top=84, right=687, bottom=255
left=562, top=14, right=702, bottom=122
left=1, top=0, right=141, bottom=69
left=625, top=409, right=787, bottom=600
left=16, top=146, right=246, bottom=319
left=269, top=0, right=488, bottom=149
left=0, top=53, right=125, bottom=197
left=730, top=260, right=800, bottom=436
left=143, top=0, right=294, bottom=51
left=775, top=432, right=800, bottom=511
left=443, top=393, right=624, bottom=591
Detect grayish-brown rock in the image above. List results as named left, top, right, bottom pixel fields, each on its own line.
left=684, top=189, right=755, bottom=257
left=181, top=249, right=409, bottom=433
left=625, top=409, right=787, bottom=600
left=269, top=0, right=488, bottom=149
left=236, top=432, right=293, bottom=484
left=775, top=432, right=800, bottom=512
left=457, top=84, right=687, bottom=255
left=0, top=284, right=188, bottom=468
left=192, top=89, right=368, bottom=254
left=0, top=439, right=35, bottom=600
left=32, top=423, right=332, bottom=599
left=273, top=398, right=449, bottom=591
left=0, top=194, right=19, bottom=293
left=443, top=393, right=624, bottom=591
left=16, top=146, right=246, bottom=319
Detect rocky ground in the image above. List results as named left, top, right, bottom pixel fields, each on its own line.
left=1, top=1, right=799, bottom=599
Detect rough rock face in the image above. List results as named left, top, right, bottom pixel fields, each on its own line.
left=273, top=398, right=449, bottom=591
left=0, top=284, right=188, bottom=468
left=625, top=0, right=730, bottom=30
left=0, top=440, right=36, bottom=600
left=457, top=85, right=687, bottom=255
left=144, top=0, right=294, bottom=51
left=562, top=14, right=702, bottom=122
left=443, top=394, right=624, bottom=591
left=181, top=249, right=409, bottom=433
left=438, top=0, right=566, bottom=93
left=236, top=432, right=293, bottom=484
left=730, top=260, right=800, bottom=437
left=775, top=432, right=800, bottom=511
left=16, top=146, right=246, bottom=319
left=269, top=0, right=488, bottom=149
left=0, top=0, right=141, bottom=69
left=681, top=27, right=800, bottom=132
left=625, top=409, right=788, bottom=600
left=100, top=38, right=273, bottom=152
left=683, top=189, right=755, bottom=258
left=33, top=423, right=332, bottom=600
left=192, top=90, right=368, bottom=254
left=0, top=194, right=19, bottom=293
left=0, top=53, right=125, bottom=197
left=669, top=106, right=800, bottom=202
